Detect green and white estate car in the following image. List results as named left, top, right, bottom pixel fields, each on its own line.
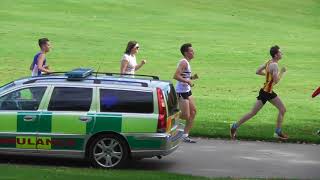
left=0, top=68, right=183, bottom=168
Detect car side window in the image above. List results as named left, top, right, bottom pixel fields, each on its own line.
left=0, top=87, right=46, bottom=111
left=165, top=84, right=178, bottom=116
left=48, top=87, right=92, bottom=111
left=100, top=89, right=153, bottom=113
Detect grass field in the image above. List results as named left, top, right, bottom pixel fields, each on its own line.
left=0, top=164, right=289, bottom=180
left=0, top=164, right=214, bottom=180
left=0, top=0, right=319, bottom=144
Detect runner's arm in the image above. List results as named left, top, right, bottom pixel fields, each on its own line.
left=29, top=62, right=33, bottom=71
left=173, top=61, right=192, bottom=85
left=256, top=64, right=266, bottom=76
left=120, top=58, right=129, bottom=74
left=135, top=60, right=146, bottom=71
left=278, top=67, right=286, bottom=80
left=312, top=87, right=320, bottom=98
left=270, top=63, right=280, bottom=84
left=37, top=54, right=51, bottom=73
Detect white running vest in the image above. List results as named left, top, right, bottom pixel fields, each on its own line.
left=176, top=59, right=191, bottom=93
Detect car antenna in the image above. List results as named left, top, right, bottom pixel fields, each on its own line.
left=95, top=60, right=102, bottom=78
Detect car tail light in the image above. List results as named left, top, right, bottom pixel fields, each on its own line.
left=157, top=88, right=167, bottom=133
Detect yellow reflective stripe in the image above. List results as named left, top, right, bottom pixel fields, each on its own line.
left=16, top=136, right=36, bottom=149
left=16, top=136, right=52, bottom=149
left=37, top=137, right=52, bottom=150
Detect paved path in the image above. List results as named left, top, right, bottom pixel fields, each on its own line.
left=1, top=139, right=319, bottom=179
left=129, top=139, right=320, bottom=179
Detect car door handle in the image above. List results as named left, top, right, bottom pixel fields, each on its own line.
left=23, top=115, right=36, bottom=122
left=79, top=116, right=92, bottom=122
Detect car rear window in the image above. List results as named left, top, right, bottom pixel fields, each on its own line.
left=48, top=87, right=92, bottom=111
left=165, top=84, right=178, bottom=116
left=100, top=89, right=153, bottom=113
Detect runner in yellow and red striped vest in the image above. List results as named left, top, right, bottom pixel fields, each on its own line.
left=230, top=45, right=288, bottom=140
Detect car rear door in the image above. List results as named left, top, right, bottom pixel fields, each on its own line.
left=0, top=86, right=48, bottom=151
left=97, top=87, right=157, bottom=134
left=95, top=87, right=161, bottom=150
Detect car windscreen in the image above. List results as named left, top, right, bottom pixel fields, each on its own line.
left=0, top=82, right=15, bottom=92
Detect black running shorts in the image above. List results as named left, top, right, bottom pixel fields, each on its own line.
left=257, top=89, right=277, bottom=104
left=177, top=91, right=192, bottom=100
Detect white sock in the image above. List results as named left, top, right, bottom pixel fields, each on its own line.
left=183, top=133, right=189, bottom=138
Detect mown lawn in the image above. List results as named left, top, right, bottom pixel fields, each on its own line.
left=0, top=164, right=289, bottom=180
left=0, top=0, right=319, bottom=143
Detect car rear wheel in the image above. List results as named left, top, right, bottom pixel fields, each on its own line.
left=88, top=134, right=129, bottom=168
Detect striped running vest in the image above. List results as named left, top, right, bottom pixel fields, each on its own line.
left=176, top=59, right=191, bottom=93
left=262, top=60, right=274, bottom=93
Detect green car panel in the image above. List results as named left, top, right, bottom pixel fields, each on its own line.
left=0, top=113, right=16, bottom=132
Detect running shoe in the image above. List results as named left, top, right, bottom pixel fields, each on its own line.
left=183, top=136, right=197, bottom=143
left=274, top=132, right=289, bottom=140
left=230, top=124, right=237, bottom=140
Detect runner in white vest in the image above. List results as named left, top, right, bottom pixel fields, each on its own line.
left=176, top=59, right=192, bottom=93
left=173, top=43, right=197, bottom=143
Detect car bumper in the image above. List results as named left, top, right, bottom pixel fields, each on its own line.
left=125, top=123, right=184, bottom=158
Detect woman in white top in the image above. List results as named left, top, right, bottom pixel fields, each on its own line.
left=120, top=41, right=146, bottom=75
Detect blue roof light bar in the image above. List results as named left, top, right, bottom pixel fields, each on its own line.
left=65, top=68, right=93, bottom=80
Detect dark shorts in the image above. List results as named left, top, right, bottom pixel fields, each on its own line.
left=257, top=89, right=277, bottom=104
left=177, top=91, right=192, bottom=100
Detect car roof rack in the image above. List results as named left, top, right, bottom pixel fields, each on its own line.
left=43, top=71, right=159, bottom=80
left=102, top=72, right=159, bottom=80
left=23, top=77, right=148, bottom=87
left=22, top=68, right=158, bottom=87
